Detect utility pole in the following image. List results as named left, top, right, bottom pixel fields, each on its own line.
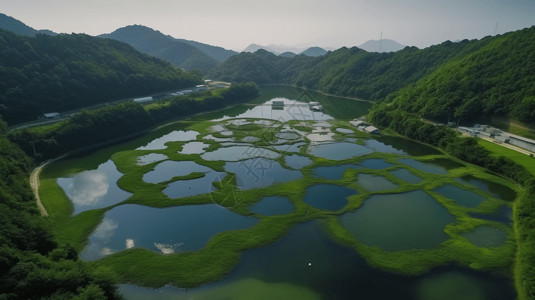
left=379, top=31, right=383, bottom=52
left=494, top=21, right=499, bottom=35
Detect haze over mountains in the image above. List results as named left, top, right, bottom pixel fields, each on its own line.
left=242, top=44, right=329, bottom=57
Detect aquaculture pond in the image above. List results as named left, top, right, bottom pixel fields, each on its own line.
left=81, top=204, right=258, bottom=261
left=45, top=86, right=518, bottom=299
left=307, top=142, right=373, bottom=160
left=249, top=196, right=295, bottom=216
left=56, top=160, right=132, bottom=215
left=339, top=191, right=455, bottom=251
left=119, top=221, right=515, bottom=300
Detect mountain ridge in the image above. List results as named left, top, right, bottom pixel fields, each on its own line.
left=100, top=25, right=219, bottom=72
left=0, top=29, right=201, bottom=124
left=210, top=27, right=535, bottom=123
left=0, top=13, right=56, bottom=36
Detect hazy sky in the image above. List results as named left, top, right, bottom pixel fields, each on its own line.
left=2, top=0, right=534, bottom=51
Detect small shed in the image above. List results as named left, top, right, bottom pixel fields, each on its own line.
left=349, top=120, right=366, bottom=128
left=364, top=126, right=380, bottom=134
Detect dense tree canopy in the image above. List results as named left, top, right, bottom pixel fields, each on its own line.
left=387, top=27, right=535, bottom=123
left=0, top=29, right=201, bottom=125
left=0, top=117, right=120, bottom=299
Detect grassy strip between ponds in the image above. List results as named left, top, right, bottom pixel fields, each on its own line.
left=41, top=117, right=519, bottom=289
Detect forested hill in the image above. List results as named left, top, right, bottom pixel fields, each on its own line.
left=100, top=25, right=220, bottom=72
left=0, top=118, right=120, bottom=299
left=0, top=30, right=201, bottom=125
left=210, top=27, right=535, bottom=123
left=384, top=26, right=535, bottom=123
left=0, top=13, right=56, bottom=36
left=209, top=38, right=491, bottom=100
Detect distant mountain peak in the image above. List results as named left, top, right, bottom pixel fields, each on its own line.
left=243, top=44, right=327, bottom=57
left=359, top=39, right=406, bottom=53
left=299, top=47, right=327, bottom=57
left=100, top=25, right=237, bottom=71
left=0, top=13, right=56, bottom=36
left=242, top=44, right=273, bottom=53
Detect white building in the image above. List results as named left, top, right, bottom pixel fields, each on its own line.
left=133, top=96, right=153, bottom=103
left=364, top=126, right=380, bottom=134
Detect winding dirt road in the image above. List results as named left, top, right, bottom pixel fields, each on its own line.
left=30, top=162, right=49, bottom=217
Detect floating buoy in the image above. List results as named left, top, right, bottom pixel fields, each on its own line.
left=308, top=262, right=312, bottom=267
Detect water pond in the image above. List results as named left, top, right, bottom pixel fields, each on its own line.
left=241, top=136, right=261, bottom=143
left=358, top=158, right=395, bottom=169
left=456, top=175, right=516, bottom=201
left=137, top=130, right=199, bottom=150
left=433, top=184, right=486, bottom=208
left=389, top=168, right=423, bottom=184
left=304, top=184, right=356, bottom=211
left=285, top=154, right=313, bottom=169
left=81, top=204, right=258, bottom=261
left=357, top=173, right=399, bottom=192
left=461, top=226, right=507, bottom=247
left=375, top=136, right=442, bottom=156
left=119, top=221, right=515, bottom=300
left=276, top=131, right=301, bottom=140
left=178, top=142, right=210, bottom=154
left=163, top=171, right=226, bottom=198
left=224, top=158, right=302, bottom=190
left=308, top=142, right=373, bottom=160
left=364, top=139, right=407, bottom=155
left=249, top=196, right=294, bottom=216
left=201, top=146, right=280, bottom=161
left=217, top=98, right=332, bottom=121
left=340, top=190, right=455, bottom=251
left=143, top=161, right=213, bottom=184
left=398, top=158, right=449, bottom=175
left=271, top=142, right=306, bottom=153
left=136, top=153, right=168, bottom=165
left=312, top=164, right=361, bottom=180
left=469, top=206, right=512, bottom=224
left=57, top=160, right=132, bottom=215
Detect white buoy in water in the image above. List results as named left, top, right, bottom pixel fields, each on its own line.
left=308, top=262, right=312, bottom=267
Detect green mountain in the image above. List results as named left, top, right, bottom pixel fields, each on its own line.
left=100, top=25, right=233, bottom=72
left=210, top=27, right=535, bottom=123
left=0, top=118, right=121, bottom=298
left=0, top=13, right=56, bottom=36
left=209, top=39, right=486, bottom=99
left=299, top=47, right=327, bottom=57
left=385, top=27, right=535, bottom=123
left=177, top=38, right=236, bottom=62
left=0, top=29, right=201, bottom=125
